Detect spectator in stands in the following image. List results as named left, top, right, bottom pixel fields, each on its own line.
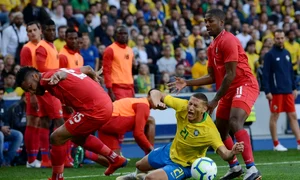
left=79, top=11, right=95, bottom=44
left=107, top=5, right=118, bottom=25
left=284, top=30, right=300, bottom=76
left=64, top=4, right=79, bottom=31
left=2, top=55, right=15, bottom=77
left=0, top=59, right=3, bottom=88
left=22, top=0, right=50, bottom=24
left=95, top=14, right=109, bottom=45
left=1, top=12, right=27, bottom=60
left=257, top=46, right=270, bottom=91
left=162, top=33, right=174, bottom=56
left=236, top=23, right=252, bottom=49
left=188, top=25, right=201, bottom=48
left=51, top=4, right=67, bottom=36
left=145, top=31, right=162, bottom=73
left=103, top=25, right=134, bottom=101
left=0, top=86, right=23, bottom=166
left=3, top=72, right=23, bottom=97
left=191, top=49, right=213, bottom=92
left=250, top=29, right=263, bottom=54
left=171, top=64, right=191, bottom=93
left=158, top=72, right=170, bottom=93
left=13, top=64, right=20, bottom=76
left=246, top=40, right=260, bottom=77
left=174, top=47, right=191, bottom=75
left=136, top=64, right=152, bottom=94
left=80, top=34, right=99, bottom=71
left=263, top=29, right=300, bottom=151
left=90, top=3, right=100, bottom=29
left=157, top=45, right=177, bottom=76
left=125, top=14, right=139, bottom=37
left=53, top=25, right=67, bottom=52
left=71, top=0, right=89, bottom=24
left=179, top=36, right=195, bottom=65
left=133, top=35, right=151, bottom=66
left=101, top=25, right=115, bottom=47
left=6, top=93, right=26, bottom=134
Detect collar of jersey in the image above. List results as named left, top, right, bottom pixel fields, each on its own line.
left=191, top=112, right=207, bottom=124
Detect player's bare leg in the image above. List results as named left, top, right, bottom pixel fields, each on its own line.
left=216, top=117, right=243, bottom=180
left=287, top=112, right=300, bottom=150
left=269, top=113, right=287, bottom=151
left=40, top=117, right=52, bottom=168
left=229, top=108, right=261, bottom=180
left=71, top=135, right=127, bottom=175
left=25, top=115, right=41, bottom=168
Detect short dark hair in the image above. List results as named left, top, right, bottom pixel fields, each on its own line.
left=78, top=32, right=83, bottom=38
left=206, top=9, right=226, bottom=21
left=274, top=29, right=284, bottom=34
left=116, top=25, right=127, bottom=33
left=27, top=21, right=40, bottom=29
left=16, top=66, right=39, bottom=87
left=84, top=11, right=92, bottom=18
left=58, top=25, right=68, bottom=31
left=4, top=72, right=15, bottom=79
left=192, top=93, right=208, bottom=103
left=42, top=19, right=55, bottom=30
left=65, top=28, right=77, bottom=37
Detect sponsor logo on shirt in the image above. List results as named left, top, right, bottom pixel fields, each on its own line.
left=276, top=57, right=280, bottom=61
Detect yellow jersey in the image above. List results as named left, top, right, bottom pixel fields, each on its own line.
left=164, top=95, right=224, bottom=167
left=246, top=52, right=259, bottom=77
left=284, top=41, right=300, bottom=71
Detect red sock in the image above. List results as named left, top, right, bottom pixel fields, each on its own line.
left=51, top=144, right=67, bottom=180
left=273, top=140, right=279, bottom=146
left=235, top=129, right=254, bottom=166
left=85, top=150, right=99, bottom=162
left=296, top=140, right=300, bottom=145
left=223, top=136, right=239, bottom=167
left=25, top=126, right=40, bottom=163
left=39, top=128, right=50, bottom=162
left=81, top=135, right=119, bottom=163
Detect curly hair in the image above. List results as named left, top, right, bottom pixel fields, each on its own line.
left=15, top=66, right=39, bottom=87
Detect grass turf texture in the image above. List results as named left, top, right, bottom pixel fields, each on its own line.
left=1, top=150, right=300, bottom=180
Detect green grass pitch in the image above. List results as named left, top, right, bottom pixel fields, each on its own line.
left=1, top=150, right=300, bottom=180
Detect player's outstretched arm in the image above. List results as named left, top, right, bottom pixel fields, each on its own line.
left=168, top=67, right=215, bottom=94
left=79, top=65, right=102, bottom=82
left=216, top=142, right=244, bottom=161
left=148, top=89, right=167, bottom=110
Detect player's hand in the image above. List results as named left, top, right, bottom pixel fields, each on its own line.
left=207, top=99, right=218, bottom=115
left=266, top=93, right=273, bottom=101
left=293, top=90, right=298, bottom=99
left=64, top=106, right=74, bottom=114
left=42, top=72, right=66, bottom=85
left=232, top=141, right=244, bottom=154
left=30, top=94, right=39, bottom=111
left=155, top=102, right=167, bottom=110
left=167, top=77, right=187, bottom=94
left=1, top=126, right=11, bottom=136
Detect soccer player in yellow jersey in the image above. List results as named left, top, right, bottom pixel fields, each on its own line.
left=117, top=89, right=244, bottom=180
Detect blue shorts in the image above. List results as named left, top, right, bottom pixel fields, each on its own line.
left=148, top=143, right=192, bottom=180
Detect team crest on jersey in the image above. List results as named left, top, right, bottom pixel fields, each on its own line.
left=125, top=54, right=130, bottom=59
left=194, top=130, right=199, bottom=136
left=286, top=55, right=290, bottom=62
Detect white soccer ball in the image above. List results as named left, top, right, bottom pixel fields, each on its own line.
left=191, top=157, right=217, bottom=180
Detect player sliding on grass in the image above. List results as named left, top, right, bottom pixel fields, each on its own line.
left=16, top=66, right=127, bottom=180
left=169, top=9, right=261, bottom=180
left=117, top=89, right=244, bottom=180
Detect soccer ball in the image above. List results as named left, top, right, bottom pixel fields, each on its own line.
left=191, top=157, right=217, bottom=180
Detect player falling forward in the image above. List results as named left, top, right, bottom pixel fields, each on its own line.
left=169, top=9, right=261, bottom=180
left=85, top=95, right=157, bottom=166
left=117, top=89, right=244, bottom=180
left=16, top=66, right=127, bottom=180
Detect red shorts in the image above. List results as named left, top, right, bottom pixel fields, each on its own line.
left=62, top=106, right=75, bottom=121
left=25, top=92, right=40, bottom=117
left=269, top=94, right=295, bottom=113
left=216, top=84, right=259, bottom=120
left=37, top=92, right=63, bottom=119
left=112, top=84, right=134, bottom=100
left=65, top=103, right=113, bottom=137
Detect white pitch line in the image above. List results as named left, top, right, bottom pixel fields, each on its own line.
left=38, top=161, right=300, bottom=180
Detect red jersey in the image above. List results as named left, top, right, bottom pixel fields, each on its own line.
left=207, top=30, right=257, bottom=91
left=40, top=68, right=112, bottom=118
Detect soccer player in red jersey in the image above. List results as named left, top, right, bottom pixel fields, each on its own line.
left=85, top=96, right=157, bottom=166
left=16, top=66, right=127, bottom=180
left=169, top=9, right=261, bottom=180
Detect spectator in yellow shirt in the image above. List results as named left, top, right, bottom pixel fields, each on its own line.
left=284, top=30, right=300, bottom=74
left=54, top=25, right=67, bottom=52
left=246, top=40, right=260, bottom=77
left=188, top=25, right=202, bottom=48
left=191, top=49, right=213, bottom=92
left=3, top=72, right=23, bottom=97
